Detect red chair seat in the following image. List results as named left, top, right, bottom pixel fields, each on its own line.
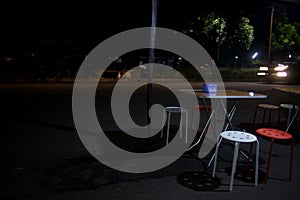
left=256, top=128, right=292, bottom=140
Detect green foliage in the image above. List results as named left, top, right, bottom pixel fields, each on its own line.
left=202, top=13, right=227, bottom=44
left=230, top=17, right=254, bottom=50
left=182, top=13, right=254, bottom=51
left=272, top=20, right=300, bottom=57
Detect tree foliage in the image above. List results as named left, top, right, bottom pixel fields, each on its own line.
left=228, top=17, right=254, bottom=51
left=202, top=13, right=227, bottom=45
left=271, top=18, right=300, bottom=58
left=182, top=12, right=254, bottom=51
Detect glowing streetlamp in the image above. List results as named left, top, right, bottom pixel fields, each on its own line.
left=252, top=52, right=258, bottom=59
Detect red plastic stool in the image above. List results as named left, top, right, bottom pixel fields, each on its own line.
left=253, top=104, right=281, bottom=125
left=255, top=128, right=294, bottom=183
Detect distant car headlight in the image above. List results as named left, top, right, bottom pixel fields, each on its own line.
left=274, top=64, right=289, bottom=71
left=276, top=71, right=287, bottom=77
left=259, top=66, right=268, bottom=71
left=257, top=72, right=267, bottom=76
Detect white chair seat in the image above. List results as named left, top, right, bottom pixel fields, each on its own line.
left=280, top=103, right=299, bottom=110
left=221, top=131, right=257, bottom=143
left=164, top=106, right=188, bottom=113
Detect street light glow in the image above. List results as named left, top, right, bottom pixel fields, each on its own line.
left=252, top=52, right=258, bottom=59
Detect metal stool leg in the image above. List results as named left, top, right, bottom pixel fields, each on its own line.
left=161, top=109, right=166, bottom=138
left=289, top=137, right=294, bottom=181
left=166, top=112, right=171, bottom=145
left=253, top=106, right=258, bottom=124
left=262, top=108, right=267, bottom=124
left=287, top=108, right=292, bottom=128
left=255, top=140, right=259, bottom=186
left=179, top=112, right=182, bottom=138
left=230, top=142, right=240, bottom=191
left=185, top=111, right=188, bottom=144
left=265, top=138, right=274, bottom=183
left=212, top=137, right=223, bottom=178
left=189, top=109, right=196, bottom=130
left=245, top=143, right=253, bottom=171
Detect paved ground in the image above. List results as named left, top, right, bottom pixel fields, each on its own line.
left=1, top=81, right=300, bottom=200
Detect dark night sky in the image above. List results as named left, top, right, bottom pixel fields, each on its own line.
left=1, top=0, right=300, bottom=55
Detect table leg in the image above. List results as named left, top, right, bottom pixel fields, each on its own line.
left=186, top=110, right=215, bottom=151
left=285, top=106, right=300, bottom=132
left=222, top=99, right=239, bottom=131
left=186, top=97, right=220, bottom=151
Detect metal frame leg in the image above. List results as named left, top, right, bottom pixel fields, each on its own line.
left=166, top=112, right=171, bottom=145
left=212, top=137, right=223, bottom=178
left=208, top=99, right=238, bottom=167
left=255, top=140, right=259, bottom=186
left=186, top=110, right=215, bottom=151
left=161, top=109, right=166, bottom=138
left=289, top=137, right=294, bottom=181
left=286, top=106, right=300, bottom=132
left=229, top=142, right=240, bottom=191
left=185, top=111, right=188, bottom=144
left=265, top=138, right=274, bottom=183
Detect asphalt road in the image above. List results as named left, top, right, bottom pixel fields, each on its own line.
left=1, top=81, right=300, bottom=199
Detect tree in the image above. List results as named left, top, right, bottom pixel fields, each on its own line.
left=228, top=17, right=254, bottom=51
left=182, top=12, right=227, bottom=58
left=202, top=13, right=227, bottom=62
left=182, top=12, right=254, bottom=66
left=271, top=18, right=300, bottom=60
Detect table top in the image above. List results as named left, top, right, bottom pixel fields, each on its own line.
left=273, top=87, right=300, bottom=95
left=179, top=89, right=267, bottom=99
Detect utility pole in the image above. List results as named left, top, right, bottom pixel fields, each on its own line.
left=267, top=4, right=274, bottom=66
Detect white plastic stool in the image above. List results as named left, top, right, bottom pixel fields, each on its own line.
left=280, top=103, right=299, bottom=128
left=212, top=130, right=259, bottom=191
left=160, top=106, right=188, bottom=145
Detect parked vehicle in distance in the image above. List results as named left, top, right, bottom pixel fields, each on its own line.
left=257, top=60, right=300, bottom=84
